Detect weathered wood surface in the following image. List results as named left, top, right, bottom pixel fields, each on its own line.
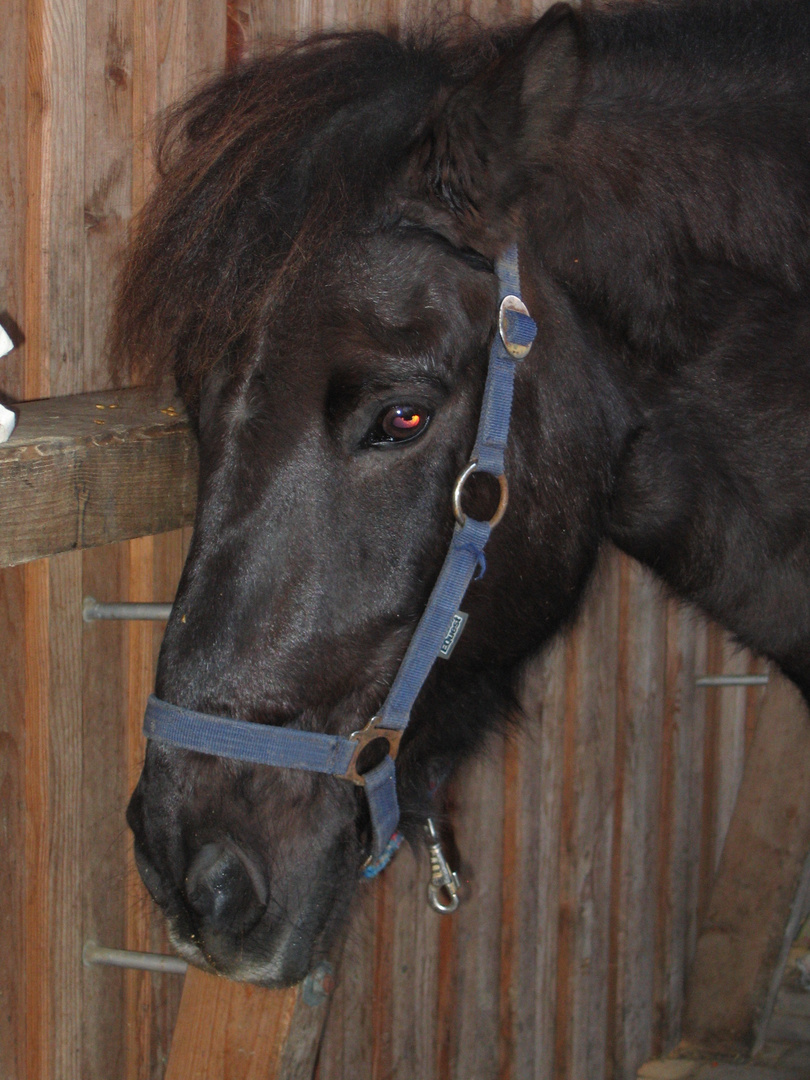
left=0, top=388, right=197, bottom=568
left=164, top=966, right=331, bottom=1080
left=1, top=0, right=214, bottom=1073
left=682, top=674, right=810, bottom=1058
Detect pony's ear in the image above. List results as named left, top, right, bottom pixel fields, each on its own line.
left=403, top=3, right=582, bottom=249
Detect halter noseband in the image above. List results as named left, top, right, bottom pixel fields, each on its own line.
left=143, top=245, right=536, bottom=868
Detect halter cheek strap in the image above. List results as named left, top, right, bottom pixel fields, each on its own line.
left=142, top=244, right=537, bottom=865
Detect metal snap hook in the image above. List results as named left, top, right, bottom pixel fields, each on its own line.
left=425, top=818, right=461, bottom=914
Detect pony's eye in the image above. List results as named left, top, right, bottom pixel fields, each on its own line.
left=367, top=405, right=430, bottom=445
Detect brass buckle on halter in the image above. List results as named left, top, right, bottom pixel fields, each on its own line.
left=498, top=294, right=535, bottom=359
left=452, top=460, right=509, bottom=529
left=342, top=717, right=403, bottom=786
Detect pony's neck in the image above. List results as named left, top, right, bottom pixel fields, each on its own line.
left=528, top=0, right=810, bottom=367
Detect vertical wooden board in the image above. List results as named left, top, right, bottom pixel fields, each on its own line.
left=697, top=622, right=723, bottom=922
left=372, top=869, right=398, bottom=1080
left=186, top=0, right=226, bottom=87
left=567, top=554, right=620, bottom=1080
left=551, top=631, right=579, bottom=1080
left=81, top=541, right=129, bottom=1080
left=45, top=0, right=88, bottom=397
left=24, top=558, right=53, bottom=1080
left=682, top=614, right=708, bottom=973
left=498, top=730, right=521, bottom=1080
left=25, top=0, right=52, bottom=402
left=124, top=534, right=156, bottom=1080
left=233, top=0, right=315, bottom=53
left=653, top=599, right=705, bottom=1052
left=119, top=529, right=187, bottom=1078
left=0, top=0, right=26, bottom=399
left=84, top=0, right=133, bottom=391
left=156, top=0, right=189, bottom=132
left=131, top=0, right=157, bottom=215
left=80, top=6, right=138, bottom=1060
left=316, top=885, right=377, bottom=1080
left=0, top=565, right=26, bottom=1080
left=610, top=558, right=666, bottom=1080
left=148, top=530, right=187, bottom=1070
left=511, top=639, right=566, bottom=1080
left=449, top=737, right=506, bottom=1080
left=389, top=845, right=441, bottom=1080
left=713, top=631, right=753, bottom=866
left=48, top=551, right=85, bottom=1080
left=23, top=553, right=84, bottom=1080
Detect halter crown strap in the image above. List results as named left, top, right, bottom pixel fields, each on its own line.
left=142, top=244, right=536, bottom=863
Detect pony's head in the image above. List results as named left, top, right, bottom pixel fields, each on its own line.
left=117, top=8, right=623, bottom=985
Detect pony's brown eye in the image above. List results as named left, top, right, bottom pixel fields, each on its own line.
left=368, top=405, right=430, bottom=445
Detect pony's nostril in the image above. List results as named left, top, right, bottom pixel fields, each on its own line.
left=185, top=843, right=267, bottom=935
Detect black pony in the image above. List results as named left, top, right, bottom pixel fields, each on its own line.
left=116, top=0, right=810, bottom=986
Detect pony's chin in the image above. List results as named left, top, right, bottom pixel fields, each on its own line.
left=166, top=917, right=318, bottom=988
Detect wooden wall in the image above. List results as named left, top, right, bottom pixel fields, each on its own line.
left=316, top=559, right=768, bottom=1080
left=0, top=1, right=769, bottom=1078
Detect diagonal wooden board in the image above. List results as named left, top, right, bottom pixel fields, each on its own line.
left=165, top=966, right=332, bottom=1080
left=682, top=670, right=810, bottom=1058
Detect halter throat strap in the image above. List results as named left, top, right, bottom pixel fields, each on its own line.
left=143, top=245, right=537, bottom=863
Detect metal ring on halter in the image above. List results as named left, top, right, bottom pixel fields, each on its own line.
left=452, top=460, right=509, bottom=528
left=341, top=716, right=403, bottom=786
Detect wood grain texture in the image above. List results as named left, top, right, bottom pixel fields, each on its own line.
left=0, top=0, right=26, bottom=400
left=653, top=599, right=705, bottom=1054
left=451, top=740, right=507, bottom=1080
left=682, top=673, right=810, bottom=1057
left=0, top=565, right=26, bottom=1080
left=610, top=558, right=667, bottom=1080
left=84, top=0, right=133, bottom=391
left=165, top=967, right=299, bottom=1080
left=315, top=886, right=377, bottom=1080
left=514, top=641, right=567, bottom=1080
left=81, top=541, right=129, bottom=1080
left=24, top=559, right=52, bottom=1080
left=0, top=387, right=197, bottom=567
left=389, top=845, right=442, bottom=1080
left=569, top=556, right=621, bottom=1080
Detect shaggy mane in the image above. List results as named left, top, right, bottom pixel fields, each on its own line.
left=110, top=24, right=525, bottom=407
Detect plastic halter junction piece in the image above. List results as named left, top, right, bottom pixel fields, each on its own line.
left=142, top=244, right=537, bottom=869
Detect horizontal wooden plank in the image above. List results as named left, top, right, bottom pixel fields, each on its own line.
left=0, top=387, right=197, bottom=567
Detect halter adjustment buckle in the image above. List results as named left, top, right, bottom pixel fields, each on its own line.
left=499, top=294, right=536, bottom=359
left=342, top=716, right=403, bottom=786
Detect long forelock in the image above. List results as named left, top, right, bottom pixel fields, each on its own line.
left=109, top=23, right=522, bottom=409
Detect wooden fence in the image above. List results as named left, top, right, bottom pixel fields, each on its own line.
left=0, top=1, right=790, bottom=1078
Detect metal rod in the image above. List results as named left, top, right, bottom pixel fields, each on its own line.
left=696, top=674, right=770, bottom=687
left=83, top=596, right=173, bottom=622
left=83, top=942, right=188, bottom=975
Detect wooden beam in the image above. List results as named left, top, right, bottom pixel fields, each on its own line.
left=681, top=671, right=810, bottom=1057
left=0, top=387, right=197, bottom=568
left=165, top=965, right=332, bottom=1080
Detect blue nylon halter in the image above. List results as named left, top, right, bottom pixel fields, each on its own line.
left=143, top=245, right=536, bottom=867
